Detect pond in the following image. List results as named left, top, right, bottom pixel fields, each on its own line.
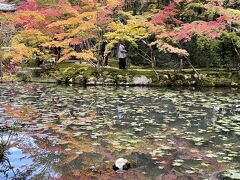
left=0, top=83, right=240, bottom=179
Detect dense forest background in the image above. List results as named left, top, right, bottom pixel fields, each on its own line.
left=0, top=0, right=240, bottom=69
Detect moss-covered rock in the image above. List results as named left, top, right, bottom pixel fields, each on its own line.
left=104, top=77, right=115, bottom=84
left=214, top=78, right=231, bottom=87
left=133, top=75, right=152, bottom=85
left=24, top=62, right=239, bottom=88
left=125, top=76, right=132, bottom=83
left=198, top=77, right=232, bottom=87
left=158, top=80, right=171, bottom=86
left=16, top=71, right=32, bottom=82
left=231, top=82, right=239, bottom=87
left=114, top=74, right=127, bottom=84
left=88, top=76, right=97, bottom=85
left=102, top=71, right=110, bottom=77
left=158, top=74, right=169, bottom=81
left=74, top=75, right=85, bottom=84
left=198, top=77, right=215, bottom=86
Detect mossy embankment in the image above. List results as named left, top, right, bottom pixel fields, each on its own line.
left=1, top=63, right=240, bottom=87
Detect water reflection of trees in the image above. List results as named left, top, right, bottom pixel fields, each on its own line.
left=1, top=84, right=240, bottom=179
left=0, top=131, right=63, bottom=179
left=0, top=131, right=17, bottom=179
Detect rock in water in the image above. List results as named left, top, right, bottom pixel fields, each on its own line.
left=133, top=76, right=152, bottom=85
left=89, top=165, right=97, bottom=172
left=113, top=158, right=131, bottom=172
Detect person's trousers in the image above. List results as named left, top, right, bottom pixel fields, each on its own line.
left=119, top=58, right=126, bottom=69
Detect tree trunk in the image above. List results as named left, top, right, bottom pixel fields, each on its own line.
left=231, top=39, right=240, bottom=71
left=0, top=59, right=3, bottom=79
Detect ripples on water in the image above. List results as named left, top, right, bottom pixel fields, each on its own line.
left=0, top=83, right=240, bottom=179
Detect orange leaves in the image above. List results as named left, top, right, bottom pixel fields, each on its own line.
left=42, top=39, right=71, bottom=48
left=69, top=38, right=83, bottom=45
left=105, top=0, right=122, bottom=9
left=69, top=21, right=95, bottom=37
left=6, top=44, right=37, bottom=63
left=4, top=0, right=117, bottom=64
left=189, top=148, right=199, bottom=154
left=54, top=32, right=69, bottom=40
left=1, top=104, right=40, bottom=121
left=58, top=50, right=97, bottom=63
left=12, top=29, right=51, bottom=46
left=6, top=29, right=51, bottom=62
left=10, top=11, right=46, bottom=29
left=47, top=16, right=79, bottom=28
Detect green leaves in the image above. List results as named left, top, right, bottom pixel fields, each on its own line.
left=105, top=19, right=148, bottom=47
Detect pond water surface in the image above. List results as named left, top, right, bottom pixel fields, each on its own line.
left=0, top=83, right=240, bottom=179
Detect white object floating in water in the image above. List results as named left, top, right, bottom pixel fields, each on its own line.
left=89, top=165, right=97, bottom=172
left=113, top=158, right=130, bottom=172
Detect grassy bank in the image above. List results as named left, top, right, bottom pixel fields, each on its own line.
left=1, top=62, right=239, bottom=87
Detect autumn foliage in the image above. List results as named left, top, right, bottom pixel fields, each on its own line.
left=0, top=0, right=239, bottom=68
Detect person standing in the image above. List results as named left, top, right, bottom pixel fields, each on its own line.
left=117, top=42, right=127, bottom=69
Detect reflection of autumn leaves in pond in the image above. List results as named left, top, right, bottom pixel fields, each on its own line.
left=0, top=83, right=240, bottom=179
left=1, top=104, right=41, bottom=121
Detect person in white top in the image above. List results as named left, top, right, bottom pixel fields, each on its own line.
left=117, top=42, right=127, bottom=69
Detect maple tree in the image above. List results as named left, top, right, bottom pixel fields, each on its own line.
left=1, top=0, right=239, bottom=69
left=0, top=15, right=15, bottom=47
left=4, top=29, right=51, bottom=62
left=146, top=0, right=240, bottom=68
left=5, top=0, right=119, bottom=66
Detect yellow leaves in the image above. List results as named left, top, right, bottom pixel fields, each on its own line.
left=148, top=24, right=166, bottom=35
left=58, top=50, right=97, bottom=63
left=5, top=0, right=114, bottom=65
left=16, top=10, right=45, bottom=24
left=69, top=21, right=95, bottom=37
left=73, top=50, right=97, bottom=61
left=107, top=21, right=123, bottom=31
left=118, top=10, right=134, bottom=20
left=6, top=43, right=36, bottom=62
left=60, top=5, right=79, bottom=16
left=46, top=40, right=71, bottom=47
left=48, top=11, right=97, bottom=29
left=190, top=148, right=199, bottom=154
left=104, top=39, right=118, bottom=56
left=225, top=8, right=240, bottom=24
left=105, top=0, right=121, bottom=9
left=12, top=29, right=51, bottom=47
left=48, top=10, right=97, bottom=42
left=105, top=18, right=148, bottom=49
left=54, top=33, right=69, bottom=40
left=7, top=29, right=51, bottom=62
left=153, top=40, right=189, bottom=57
left=108, top=18, right=147, bottom=33
left=1, top=50, right=11, bottom=59
left=78, top=11, right=97, bottom=21
left=204, top=2, right=240, bottom=24
left=47, top=16, right=79, bottom=28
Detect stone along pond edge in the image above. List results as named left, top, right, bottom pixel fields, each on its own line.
left=1, top=67, right=240, bottom=88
